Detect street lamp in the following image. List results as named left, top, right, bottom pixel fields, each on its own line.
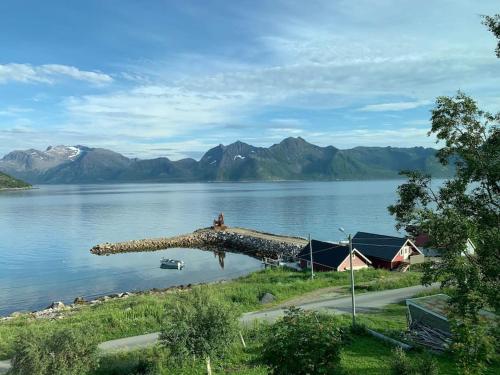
left=339, top=227, right=356, bottom=326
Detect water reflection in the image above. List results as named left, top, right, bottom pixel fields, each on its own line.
left=213, top=250, right=226, bottom=269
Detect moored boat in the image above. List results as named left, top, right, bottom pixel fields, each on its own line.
left=160, top=258, right=185, bottom=270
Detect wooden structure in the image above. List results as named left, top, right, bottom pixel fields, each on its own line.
left=352, top=232, right=423, bottom=270
left=297, top=239, right=371, bottom=272
left=406, top=294, right=452, bottom=334
left=406, top=293, right=495, bottom=351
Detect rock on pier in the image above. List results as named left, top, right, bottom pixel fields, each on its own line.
left=90, top=227, right=308, bottom=260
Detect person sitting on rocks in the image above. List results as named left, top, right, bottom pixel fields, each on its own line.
left=213, top=212, right=225, bottom=228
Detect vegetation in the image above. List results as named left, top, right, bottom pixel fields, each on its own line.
left=0, top=268, right=420, bottom=360
left=9, top=327, right=99, bottom=375
left=0, top=171, right=31, bottom=190
left=93, top=303, right=500, bottom=374
left=482, top=14, right=500, bottom=57
left=390, top=347, right=439, bottom=375
left=262, top=307, right=344, bottom=374
left=389, top=15, right=499, bottom=375
left=3, top=268, right=497, bottom=374
left=159, top=288, right=239, bottom=373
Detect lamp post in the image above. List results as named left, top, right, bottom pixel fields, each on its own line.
left=339, top=227, right=356, bottom=326
left=308, top=233, right=314, bottom=280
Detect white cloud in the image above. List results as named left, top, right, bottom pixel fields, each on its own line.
left=3, top=0, right=498, bottom=158
left=63, top=85, right=257, bottom=140
left=0, top=63, right=112, bottom=85
left=358, top=100, right=431, bottom=112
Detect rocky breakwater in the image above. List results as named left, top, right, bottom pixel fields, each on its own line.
left=90, top=227, right=307, bottom=260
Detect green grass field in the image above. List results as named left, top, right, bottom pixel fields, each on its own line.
left=95, top=303, right=499, bottom=375
left=0, top=268, right=419, bottom=360
left=2, top=267, right=498, bottom=374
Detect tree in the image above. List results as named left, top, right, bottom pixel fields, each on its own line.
left=159, top=288, right=239, bottom=374
left=10, top=328, right=99, bottom=375
left=482, top=14, right=500, bottom=57
left=261, top=307, right=345, bottom=375
left=388, top=91, right=499, bottom=374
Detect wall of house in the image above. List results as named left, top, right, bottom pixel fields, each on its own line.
left=337, top=254, right=369, bottom=271
left=393, top=250, right=405, bottom=263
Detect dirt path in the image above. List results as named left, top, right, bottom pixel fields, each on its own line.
left=227, top=227, right=308, bottom=245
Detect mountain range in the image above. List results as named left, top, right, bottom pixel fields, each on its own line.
left=0, top=137, right=453, bottom=184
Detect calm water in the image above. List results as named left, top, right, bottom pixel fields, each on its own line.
left=1, top=181, right=409, bottom=315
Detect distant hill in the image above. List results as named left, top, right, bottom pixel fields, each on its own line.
left=0, top=138, right=454, bottom=184
left=0, top=171, right=31, bottom=189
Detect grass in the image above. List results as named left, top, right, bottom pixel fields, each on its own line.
left=93, top=306, right=500, bottom=375
left=0, top=268, right=420, bottom=360
left=3, top=272, right=498, bottom=374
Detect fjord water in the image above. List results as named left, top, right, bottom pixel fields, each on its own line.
left=1, top=181, right=406, bottom=315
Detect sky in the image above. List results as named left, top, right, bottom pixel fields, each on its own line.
left=0, top=0, right=499, bottom=160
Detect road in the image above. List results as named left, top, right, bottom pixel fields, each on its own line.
left=0, top=283, right=436, bottom=373
left=241, top=283, right=436, bottom=323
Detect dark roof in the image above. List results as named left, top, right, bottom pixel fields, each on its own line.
left=420, top=247, right=442, bottom=257
left=297, top=240, right=353, bottom=269
left=352, top=232, right=407, bottom=261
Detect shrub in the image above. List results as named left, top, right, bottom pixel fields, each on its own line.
left=261, top=307, right=344, bottom=375
left=9, top=327, right=99, bottom=375
left=450, top=318, right=494, bottom=375
left=391, top=347, right=414, bottom=375
left=159, top=288, right=239, bottom=369
left=390, top=347, right=438, bottom=375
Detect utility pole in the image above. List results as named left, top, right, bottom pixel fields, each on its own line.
left=339, top=228, right=356, bottom=326
left=348, top=233, right=356, bottom=326
left=308, top=233, right=314, bottom=280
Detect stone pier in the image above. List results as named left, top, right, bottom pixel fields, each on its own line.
left=90, top=227, right=308, bottom=260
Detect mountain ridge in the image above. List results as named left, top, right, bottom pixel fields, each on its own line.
left=0, top=138, right=453, bottom=184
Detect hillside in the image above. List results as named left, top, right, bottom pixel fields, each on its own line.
left=0, top=138, right=454, bottom=184
left=0, top=171, right=31, bottom=189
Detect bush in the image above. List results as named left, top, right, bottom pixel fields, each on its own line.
left=159, top=288, right=239, bottom=363
left=261, top=307, right=344, bottom=375
left=391, top=347, right=414, bottom=375
left=9, top=327, right=99, bottom=375
left=390, top=347, right=438, bottom=375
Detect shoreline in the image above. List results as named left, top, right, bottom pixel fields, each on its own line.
left=0, top=272, right=248, bottom=321
left=0, top=186, right=33, bottom=192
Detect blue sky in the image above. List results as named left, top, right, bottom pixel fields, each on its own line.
left=0, top=0, right=499, bottom=159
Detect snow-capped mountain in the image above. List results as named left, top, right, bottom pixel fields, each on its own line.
left=0, top=138, right=453, bottom=184
left=0, top=145, right=84, bottom=173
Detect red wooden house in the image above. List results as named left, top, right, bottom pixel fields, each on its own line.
left=352, top=232, right=422, bottom=270
left=297, top=240, right=372, bottom=272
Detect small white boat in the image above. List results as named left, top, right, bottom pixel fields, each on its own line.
left=160, top=258, right=185, bottom=270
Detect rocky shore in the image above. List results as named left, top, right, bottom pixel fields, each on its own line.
left=91, top=227, right=307, bottom=260
left=1, top=283, right=198, bottom=322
